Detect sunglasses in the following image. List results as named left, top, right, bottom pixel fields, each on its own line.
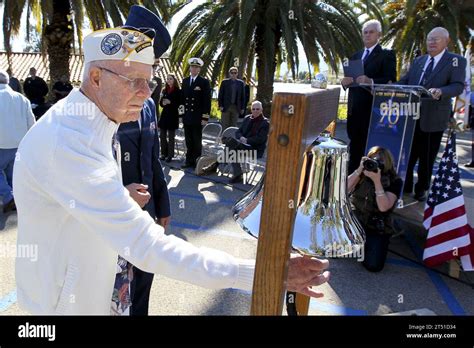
left=230, top=71, right=238, bottom=74
left=252, top=108, right=261, bottom=111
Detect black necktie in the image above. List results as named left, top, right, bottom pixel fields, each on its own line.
left=422, top=57, right=434, bottom=85
left=363, top=49, right=370, bottom=62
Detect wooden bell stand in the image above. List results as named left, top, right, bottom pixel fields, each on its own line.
left=250, top=85, right=341, bottom=315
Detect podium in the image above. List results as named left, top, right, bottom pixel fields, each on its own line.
left=358, top=83, right=434, bottom=203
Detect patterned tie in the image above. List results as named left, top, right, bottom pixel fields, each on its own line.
left=110, top=133, right=134, bottom=316
left=363, top=49, right=370, bottom=63
left=422, top=57, right=434, bottom=86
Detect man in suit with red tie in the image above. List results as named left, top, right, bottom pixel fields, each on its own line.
left=181, top=57, right=212, bottom=169
left=341, top=19, right=397, bottom=173
left=398, top=27, right=466, bottom=201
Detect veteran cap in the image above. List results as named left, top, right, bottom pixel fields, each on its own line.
left=83, top=5, right=171, bottom=65
left=124, top=5, right=171, bottom=59
left=189, top=57, right=204, bottom=67
left=83, top=28, right=155, bottom=65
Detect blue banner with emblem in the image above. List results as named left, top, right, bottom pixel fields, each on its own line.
left=365, top=88, right=420, bottom=193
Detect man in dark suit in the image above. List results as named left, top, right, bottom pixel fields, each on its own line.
left=341, top=19, right=397, bottom=173
left=218, top=67, right=245, bottom=130
left=398, top=27, right=466, bottom=201
left=222, top=101, right=269, bottom=184
left=117, top=98, right=171, bottom=315
left=181, top=57, right=212, bottom=169
left=114, top=4, right=172, bottom=315
left=23, top=67, right=49, bottom=105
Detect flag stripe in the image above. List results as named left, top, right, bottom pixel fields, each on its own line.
left=430, top=205, right=467, bottom=228
left=424, top=244, right=472, bottom=267
left=460, top=254, right=474, bottom=271
left=423, top=234, right=471, bottom=260
left=425, top=224, right=471, bottom=248
left=427, top=195, right=465, bottom=216
left=423, top=196, right=465, bottom=229
left=427, top=215, right=468, bottom=238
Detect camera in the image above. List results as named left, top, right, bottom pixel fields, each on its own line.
left=363, top=158, right=384, bottom=173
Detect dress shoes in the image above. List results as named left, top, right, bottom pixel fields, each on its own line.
left=165, top=157, right=172, bottom=162
left=3, top=199, right=16, bottom=213
left=229, top=174, right=243, bottom=184
left=202, top=162, right=219, bottom=174
left=181, top=163, right=195, bottom=169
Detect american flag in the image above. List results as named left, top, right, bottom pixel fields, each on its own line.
left=423, top=132, right=474, bottom=270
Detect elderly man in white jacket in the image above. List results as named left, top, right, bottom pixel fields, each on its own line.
left=13, top=24, right=329, bottom=315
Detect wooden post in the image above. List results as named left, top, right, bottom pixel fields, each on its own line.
left=250, top=85, right=341, bottom=315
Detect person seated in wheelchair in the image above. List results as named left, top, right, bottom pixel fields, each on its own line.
left=203, top=100, right=269, bottom=184
left=347, top=146, right=403, bottom=272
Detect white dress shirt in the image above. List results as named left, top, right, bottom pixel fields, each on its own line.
left=362, top=43, right=378, bottom=61
left=0, top=84, right=35, bottom=149
left=419, top=49, right=446, bottom=84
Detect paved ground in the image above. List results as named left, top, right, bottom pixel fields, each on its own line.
left=0, top=122, right=473, bottom=316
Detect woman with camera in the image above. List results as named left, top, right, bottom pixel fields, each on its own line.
left=347, top=146, right=403, bottom=272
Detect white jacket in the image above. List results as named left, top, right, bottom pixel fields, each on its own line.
left=14, top=89, right=255, bottom=315
left=0, top=84, right=35, bottom=149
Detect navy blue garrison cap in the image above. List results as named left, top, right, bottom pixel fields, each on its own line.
left=124, top=5, right=171, bottom=59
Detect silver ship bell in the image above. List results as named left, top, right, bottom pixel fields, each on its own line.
left=232, top=133, right=365, bottom=258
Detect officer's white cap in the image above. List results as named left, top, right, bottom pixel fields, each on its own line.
left=188, top=57, right=204, bottom=67
left=83, top=28, right=155, bottom=65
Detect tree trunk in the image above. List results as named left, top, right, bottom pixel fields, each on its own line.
left=254, top=19, right=281, bottom=117
left=44, top=0, right=73, bottom=95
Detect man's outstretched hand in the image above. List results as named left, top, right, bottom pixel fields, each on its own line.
left=286, top=254, right=330, bottom=298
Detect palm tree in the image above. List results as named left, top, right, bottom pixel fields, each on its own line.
left=2, top=0, right=185, bottom=86
left=170, top=0, right=363, bottom=116
left=383, top=0, right=474, bottom=75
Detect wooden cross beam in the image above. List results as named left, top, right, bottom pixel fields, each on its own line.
left=250, top=85, right=341, bottom=315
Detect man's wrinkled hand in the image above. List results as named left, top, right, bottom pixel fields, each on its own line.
left=429, top=88, right=442, bottom=100
left=287, top=254, right=330, bottom=298
left=125, top=183, right=151, bottom=208
left=356, top=75, right=373, bottom=84
left=341, top=77, right=354, bottom=88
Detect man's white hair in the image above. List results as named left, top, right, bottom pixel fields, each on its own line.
left=428, top=27, right=450, bottom=38
left=363, top=19, right=382, bottom=33
left=251, top=100, right=263, bottom=109
left=0, top=69, right=9, bottom=84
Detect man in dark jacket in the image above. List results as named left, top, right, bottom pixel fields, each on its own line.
left=114, top=4, right=172, bottom=315
left=341, top=19, right=397, bottom=173
left=117, top=98, right=171, bottom=315
left=218, top=67, right=245, bottom=130
left=23, top=67, right=49, bottom=105
left=180, top=57, right=212, bottom=169
left=397, top=27, right=466, bottom=201
left=223, top=100, right=269, bottom=184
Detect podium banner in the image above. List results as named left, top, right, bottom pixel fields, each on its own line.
left=365, top=89, right=420, bottom=192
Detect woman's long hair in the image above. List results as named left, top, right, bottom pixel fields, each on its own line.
left=367, top=146, right=397, bottom=177
left=165, top=74, right=180, bottom=93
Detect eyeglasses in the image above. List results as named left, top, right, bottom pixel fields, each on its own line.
left=230, top=71, right=238, bottom=74
left=427, top=37, right=443, bottom=43
left=99, top=67, right=150, bottom=91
